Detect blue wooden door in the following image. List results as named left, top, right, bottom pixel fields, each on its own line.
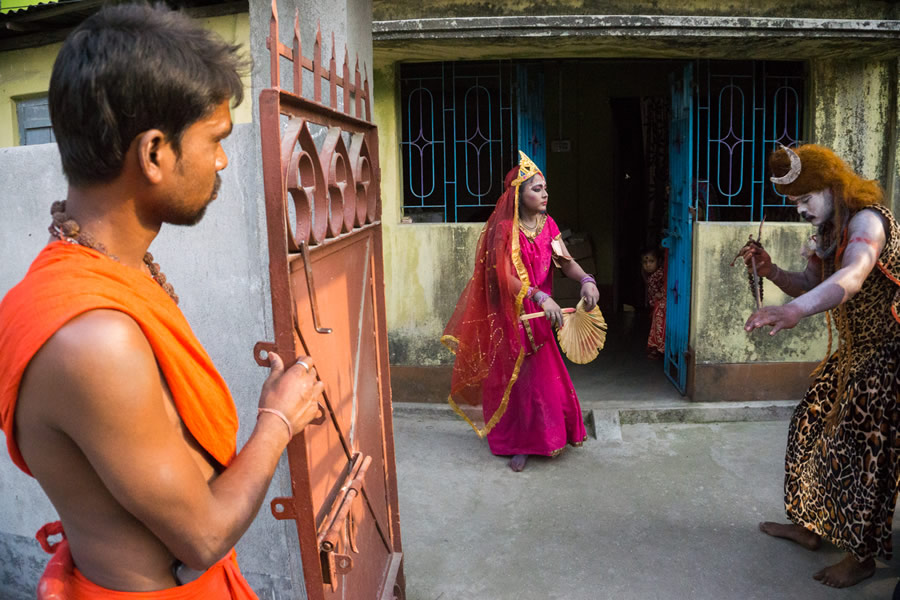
left=516, top=65, right=546, bottom=172
left=663, top=64, right=694, bottom=394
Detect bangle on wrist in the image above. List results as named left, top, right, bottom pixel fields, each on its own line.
left=533, top=291, right=550, bottom=306
left=258, top=407, right=293, bottom=440
left=580, top=274, right=596, bottom=286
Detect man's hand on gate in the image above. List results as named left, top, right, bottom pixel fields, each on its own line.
left=744, top=304, right=803, bottom=336
left=259, top=353, right=324, bottom=438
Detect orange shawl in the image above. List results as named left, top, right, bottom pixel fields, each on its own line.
left=0, top=241, right=238, bottom=473
left=0, top=242, right=254, bottom=598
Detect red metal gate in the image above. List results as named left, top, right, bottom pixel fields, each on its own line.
left=254, top=2, right=403, bottom=598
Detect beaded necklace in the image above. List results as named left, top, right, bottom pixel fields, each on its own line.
left=49, top=200, right=179, bottom=303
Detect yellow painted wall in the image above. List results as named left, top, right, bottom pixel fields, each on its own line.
left=690, top=223, right=828, bottom=365
left=0, top=12, right=252, bottom=148
left=810, top=57, right=900, bottom=216
left=376, top=61, right=483, bottom=365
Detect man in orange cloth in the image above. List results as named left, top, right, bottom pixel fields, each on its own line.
left=0, top=4, right=322, bottom=598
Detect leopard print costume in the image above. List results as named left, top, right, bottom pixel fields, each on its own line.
left=784, top=204, right=900, bottom=562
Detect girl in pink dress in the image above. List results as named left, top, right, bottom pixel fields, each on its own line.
left=443, top=151, right=599, bottom=472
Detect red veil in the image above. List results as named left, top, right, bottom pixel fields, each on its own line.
left=441, top=152, right=540, bottom=436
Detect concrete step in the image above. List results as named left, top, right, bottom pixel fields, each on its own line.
left=392, top=399, right=798, bottom=430
left=393, top=399, right=799, bottom=446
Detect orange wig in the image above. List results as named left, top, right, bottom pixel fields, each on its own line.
left=769, top=144, right=883, bottom=212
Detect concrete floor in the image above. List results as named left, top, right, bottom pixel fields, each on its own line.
left=565, top=309, right=683, bottom=405
left=393, top=415, right=900, bottom=600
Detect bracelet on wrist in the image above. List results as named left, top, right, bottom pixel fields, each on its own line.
left=258, top=407, right=293, bottom=440
left=580, top=274, right=596, bottom=286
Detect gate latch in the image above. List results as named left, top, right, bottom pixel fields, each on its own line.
left=317, top=453, right=372, bottom=590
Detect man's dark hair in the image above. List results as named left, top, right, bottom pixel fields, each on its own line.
left=48, top=2, right=246, bottom=186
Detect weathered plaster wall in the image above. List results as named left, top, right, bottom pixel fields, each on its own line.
left=810, top=57, right=900, bottom=216
left=374, top=0, right=900, bottom=21
left=0, top=13, right=253, bottom=149
left=376, top=61, right=483, bottom=365
left=691, top=223, right=828, bottom=365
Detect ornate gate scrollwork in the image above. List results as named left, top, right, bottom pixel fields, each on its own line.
left=255, top=2, right=404, bottom=599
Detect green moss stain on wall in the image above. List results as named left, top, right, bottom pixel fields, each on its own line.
left=692, top=223, right=828, bottom=364
left=376, top=60, right=485, bottom=365
left=811, top=59, right=893, bottom=185
left=384, top=224, right=483, bottom=365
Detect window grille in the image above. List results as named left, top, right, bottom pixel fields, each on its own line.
left=695, top=60, right=805, bottom=222
left=400, top=61, right=516, bottom=223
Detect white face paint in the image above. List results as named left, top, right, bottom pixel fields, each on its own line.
left=790, top=189, right=834, bottom=227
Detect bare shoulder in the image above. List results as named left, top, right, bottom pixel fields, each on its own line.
left=20, top=309, right=161, bottom=428
left=850, top=207, right=889, bottom=242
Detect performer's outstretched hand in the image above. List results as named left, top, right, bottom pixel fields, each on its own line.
left=745, top=304, right=803, bottom=335
left=739, top=243, right=773, bottom=278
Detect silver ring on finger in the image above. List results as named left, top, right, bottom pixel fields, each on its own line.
left=296, top=358, right=311, bottom=373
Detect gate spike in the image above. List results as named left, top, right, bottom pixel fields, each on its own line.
left=313, top=22, right=322, bottom=102
left=329, top=32, right=337, bottom=109
left=343, top=45, right=351, bottom=115
left=268, top=0, right=279, bottom=89
left=354, top=55, right=361, bottom=119
left=292, top=9, right=301, bottom=96
left=363, top=61, right=371, bottom=122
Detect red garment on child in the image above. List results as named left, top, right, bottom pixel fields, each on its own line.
left=646, top=267, right=666, bottom=354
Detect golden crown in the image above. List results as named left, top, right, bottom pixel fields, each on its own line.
left=512, top=150, right=542, bottom=187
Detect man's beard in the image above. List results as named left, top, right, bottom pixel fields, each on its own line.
left=164, top=174, right=221, bottom=227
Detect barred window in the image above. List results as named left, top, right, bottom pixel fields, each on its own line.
left=695, top=60, right=806, bottom=222
left=400, top=61, right=517, bottom=223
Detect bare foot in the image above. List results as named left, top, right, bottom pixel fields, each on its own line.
left=758, top=521, right=822, bottom=551
left=813, top=554, right=875, bottom=588
left=509, top=454, right=528, bottom=472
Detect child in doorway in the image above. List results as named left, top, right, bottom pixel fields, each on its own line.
left=642, top=248, right=666, bottom=359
